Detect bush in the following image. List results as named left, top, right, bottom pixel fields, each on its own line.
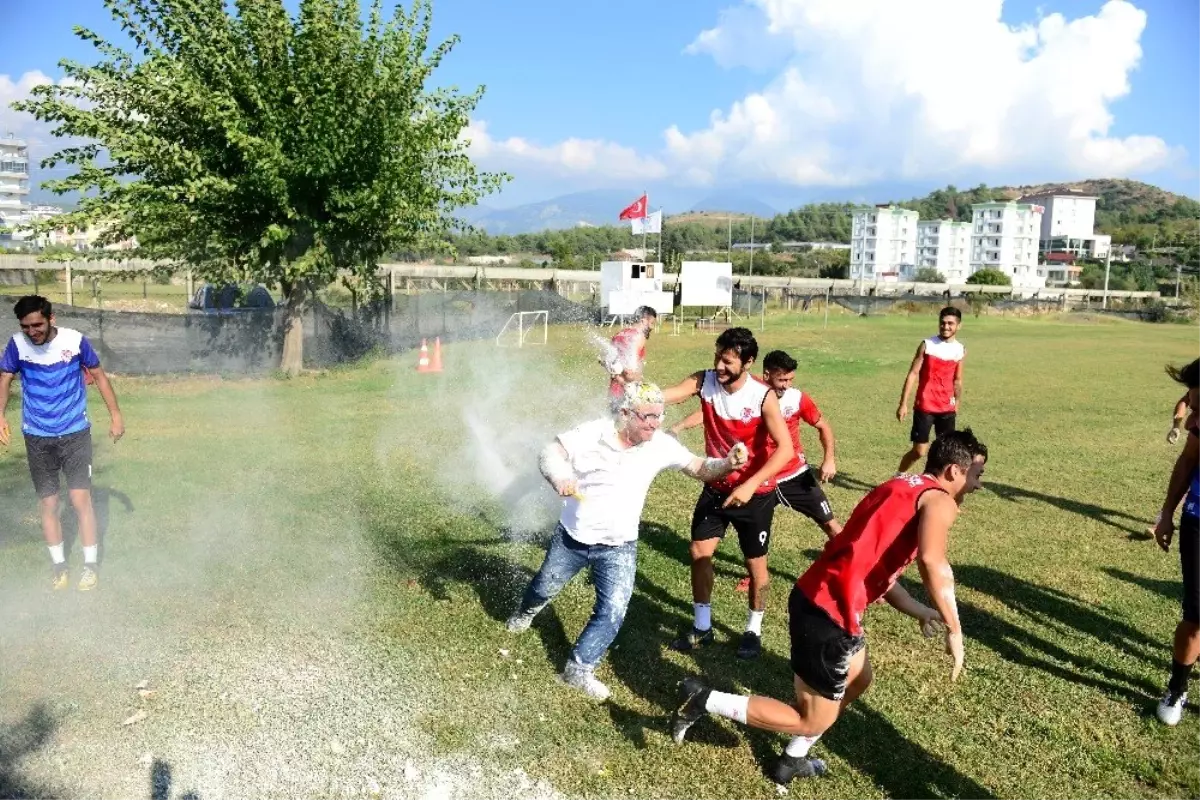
left=914, top=267, right=946, bottom=283
left=967, top=268, right=1012, bottom=286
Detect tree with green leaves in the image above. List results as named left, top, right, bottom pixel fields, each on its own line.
left=914, top=267, right=946, bottom=283
left=14, top=0, right=506, bottom=374
left=966, top=268, right=1011, bottom=286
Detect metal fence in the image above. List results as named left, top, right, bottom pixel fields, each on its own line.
left=0, top=289, right=594, bottom=375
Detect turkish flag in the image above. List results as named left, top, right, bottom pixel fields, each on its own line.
left=618, top=194, right=648, bottom=220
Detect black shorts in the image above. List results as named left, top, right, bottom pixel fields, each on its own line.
left=788, top=587, right=865, bottom=701
left=1181, top=514, right=1199, bottom=624
left=776, top=470, right=835, bottom=526
left=910, top=410, right=956, bottom=445
left=24, top=429, right=93, bottom=498
left=691, top=485, right=778, bottom=560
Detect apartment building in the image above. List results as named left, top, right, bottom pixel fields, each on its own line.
left=1017, top=187, right=1111, bottom=262
left=969, top=202, right=1045, bottom=289
left=915, top=220, right=972, bottom=282
left=0, top=134, right=30, bottom=225
left=850, top=205, right=918, bottom=281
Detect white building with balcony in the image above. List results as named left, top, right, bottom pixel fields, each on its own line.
left=1017, top=187, right=1110, bottom=262
left=0, top=134, right=31, bottom=229
left=915, top=220, right=972, bottom=282
left=850, top=205, right=918, bottom=281
left=970, top=202, right=1045, bottom=289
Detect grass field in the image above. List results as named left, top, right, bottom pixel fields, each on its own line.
left=1, top=311, right=1197, bottom=799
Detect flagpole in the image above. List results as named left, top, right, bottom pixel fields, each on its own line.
left=658, top=207, right=663, bottom=270
left=643, top=188, right=649, bottom=262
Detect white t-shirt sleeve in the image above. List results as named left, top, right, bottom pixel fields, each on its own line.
left=652, top=431, right=698, bottom=471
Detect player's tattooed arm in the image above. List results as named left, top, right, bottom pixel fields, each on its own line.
left=538, top=441, right=577, bottom=496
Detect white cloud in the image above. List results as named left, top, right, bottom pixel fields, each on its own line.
left=464, top=0, right=1179, bottom=192
left=460, top=120, right=668, bottom=184
left=683, top=2, right=792, bottom=70
left=0, top=71, right=57, bottom=146
left=665, top=0, right=1179, bottom=185
left=0, top=71, right=85, bottom=187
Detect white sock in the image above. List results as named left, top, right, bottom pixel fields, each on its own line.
left=785, top=733, right=821, bottom=757
left=694, top=603, right=712, bottom=632
left=704, top=690, right=749, bottom=724
left=48, top=543, right=65, bottom=565
left=82, top=545, right=98, bottom=565
left=746, top=609, right=764, bottom=635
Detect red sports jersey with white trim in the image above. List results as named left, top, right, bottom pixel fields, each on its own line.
left=699, top=370, right=776, bottom=494
left=608, top=327, right=647, bottom=399
left=915, top=336, right=964, bottom=414
left=758, top=380, right=822, bottom=481
left=797, top=473, right=946, bottom=635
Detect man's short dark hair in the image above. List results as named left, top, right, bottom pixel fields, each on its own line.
left=715, top=327, right=759, bottom=364
left=636, top=305, right=658, bottom=320
left=1166, top=358, right=1199, bottom=390
left=925, top=428, right=988, bottom=475
left=14, top=295, right=52, bottom=321
left=939, top=306, right=962, bottom=322
left=762, top=350, right=798, bottom=373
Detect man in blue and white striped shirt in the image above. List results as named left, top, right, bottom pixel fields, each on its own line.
left=0, top=295, right=125, bottom=591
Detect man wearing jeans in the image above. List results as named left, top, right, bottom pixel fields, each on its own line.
left=506, top=382, right=748, bottom=701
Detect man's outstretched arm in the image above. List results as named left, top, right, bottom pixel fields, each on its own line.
left=680, top=443, right=748, bottom=483
left=916, top=490, right=963, bottom=681
left=661, top=371, right=705, bottom=405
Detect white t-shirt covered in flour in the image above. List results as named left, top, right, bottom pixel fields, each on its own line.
left=555, top=418, right=696, bottom=546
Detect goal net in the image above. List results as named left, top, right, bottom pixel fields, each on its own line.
left=496, top=310, right=548, bottom=347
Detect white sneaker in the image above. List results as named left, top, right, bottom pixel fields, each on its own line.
left=560, top=666, right=611, bottom=701
left=1156, top=690, right=1188, bottom=726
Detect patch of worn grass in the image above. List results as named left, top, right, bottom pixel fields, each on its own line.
left=0, top=312, right=1196, bottom=798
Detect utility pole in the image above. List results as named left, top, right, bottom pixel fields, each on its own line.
left=1102, top=247, right=1112, bottom=309
left=747, top=216, right=756, bottom=314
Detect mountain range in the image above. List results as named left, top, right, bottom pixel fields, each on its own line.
left=460, top=180, right=1199, bottom=235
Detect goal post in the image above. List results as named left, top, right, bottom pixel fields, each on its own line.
left=496, top=310, right=548, bottom=347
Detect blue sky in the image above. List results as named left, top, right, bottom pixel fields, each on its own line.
left=2, top=0, right=1197, bottom=208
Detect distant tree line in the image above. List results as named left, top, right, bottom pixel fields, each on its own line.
left=420, top=180, right=1198, bottom=280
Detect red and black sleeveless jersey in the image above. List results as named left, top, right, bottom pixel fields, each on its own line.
left=699, top=370, right=776, bottom=494
left=915, top=336, right=963, bottom=414
left=797, top=473, right=946, bottom=635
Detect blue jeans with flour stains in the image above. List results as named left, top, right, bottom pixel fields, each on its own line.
left=516, top=524, right=638, bottom=669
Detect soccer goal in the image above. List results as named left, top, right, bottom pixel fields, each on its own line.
left=496, top=310, right=548, bottom=347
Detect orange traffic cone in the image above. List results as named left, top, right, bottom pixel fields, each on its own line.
left=416, top=339, right=432, bottom=373
left=429, top=337, right=444, bottom=373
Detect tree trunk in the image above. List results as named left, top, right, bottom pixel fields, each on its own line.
left=280, top=283, right=306, bottom=376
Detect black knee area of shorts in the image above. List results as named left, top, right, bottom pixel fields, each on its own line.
left=1181, top=514, right=1199, bottom=624
left=910, top=411, right=955, bottom=445
left=788, top=587, right=865, bottom=701
left=690, top=487, right=777, bottom=559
